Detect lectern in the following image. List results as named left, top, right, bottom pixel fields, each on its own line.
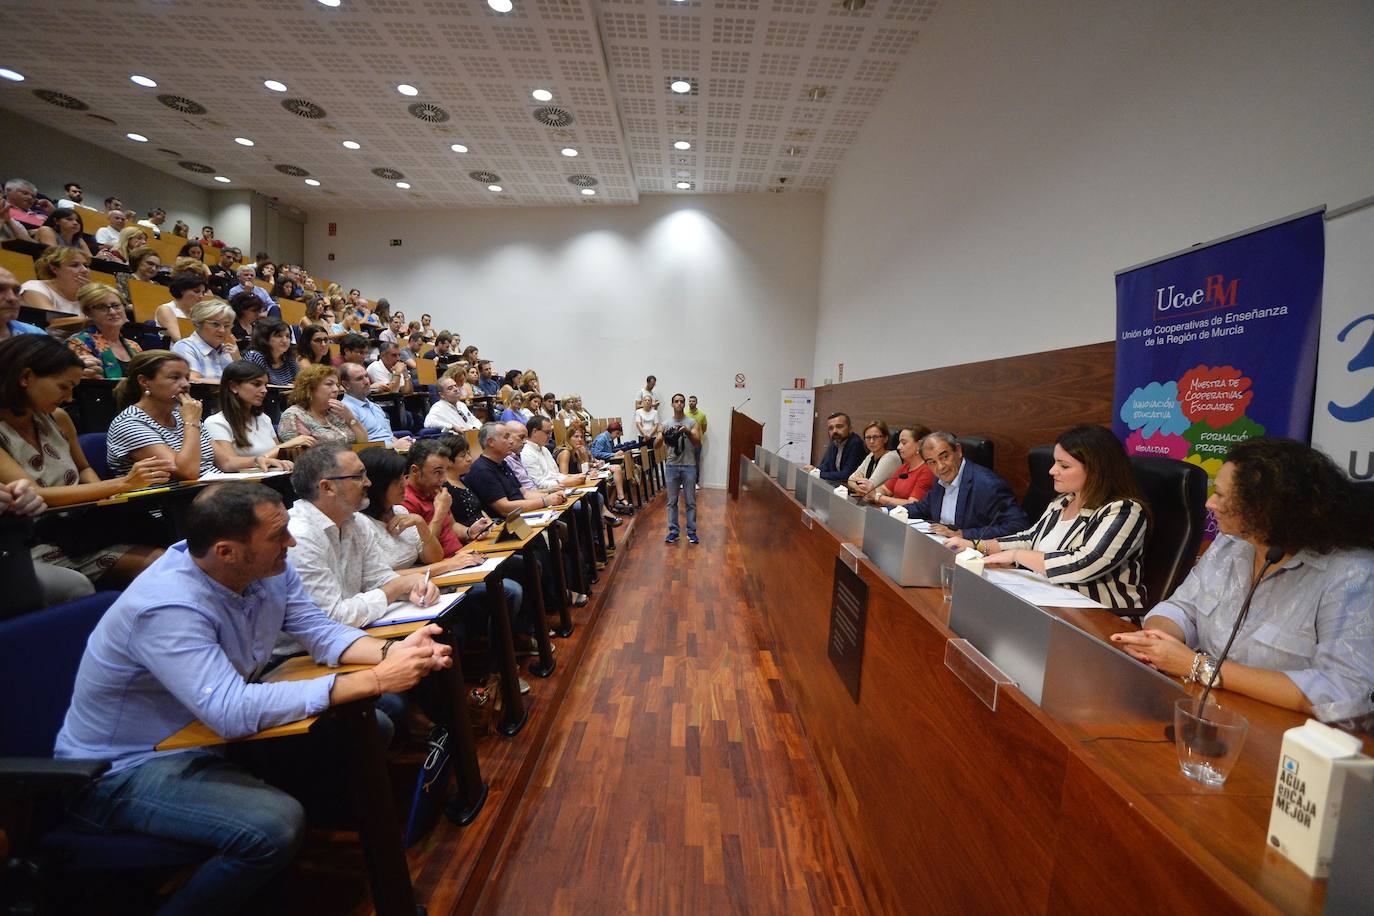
left=727, top=409, right=764, bottom=498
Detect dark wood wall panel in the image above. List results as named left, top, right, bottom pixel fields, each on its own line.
left=812, top=341, right=1116, bottom=497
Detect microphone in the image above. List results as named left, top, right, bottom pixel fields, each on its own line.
left=1197, top=544, right=1284, bottom=710
left=734, top=396, right=752, bottom=411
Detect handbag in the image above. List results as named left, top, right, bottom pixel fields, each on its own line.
left=403, top=725, right=454, bottom=847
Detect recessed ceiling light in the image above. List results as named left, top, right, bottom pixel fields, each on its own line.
left=676, top=181, right=692, bottom=190
left=450, top=143, right=468, bottom=153
left=317, top=0, right=341, bottom=6
left=0, top=69, right=25, bottom=82
left=488, top=0, right=513, bottom=11
left=342, top=140, right=361, bottom=150
left=264, top=79, right=288, bottom=92
left=670, top=80, right=692, bottom=94
left=396, top=84, right=419, bottom=97
left=560, top=147, right=578, bottom=157
left=130, top=75, right=157, bottom=88
left=214, top=176, right=231, bottom=183
left=234, top=137, right=254, bottom=146
left=126, top=132, right=148, bottom=142
left=581, top=188, right=596, bottom=196
left=488, top=184, right=503, bottom=192
left=304, top=178, right=321, bottom=186
left=841, top=0, right=867, bottom=9
left=396, top=181, right=411, bottom=189
left=531, top=89, right=552, bottom=102
left=673, top=140, right=692, bottom=150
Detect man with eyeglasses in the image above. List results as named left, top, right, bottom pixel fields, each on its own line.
left=904, top=430, right=1028, bottom=540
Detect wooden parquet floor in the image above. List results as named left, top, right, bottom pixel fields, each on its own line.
left=477, top=489, right=866, bottom=915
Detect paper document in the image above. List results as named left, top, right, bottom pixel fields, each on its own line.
left=571, top=485, right=599, bottom=494
left=983, top=569, right=1107, bottom=609
left=520, top=509, right=558, bottom=525
left=432, top=555, right=507, bottom=585
left=366, top=588, right=467, bottom=628
left=204, top=470, right=287, bottom=481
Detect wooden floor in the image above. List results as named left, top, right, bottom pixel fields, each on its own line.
left=476, top=490, right=865, bottom=914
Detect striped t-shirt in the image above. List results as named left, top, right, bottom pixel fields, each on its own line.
left=106, top=405, right=217, bottom=478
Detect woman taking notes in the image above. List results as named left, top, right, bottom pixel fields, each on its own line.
left=947, top=425, right=1148, bottom=610
left=1112, top=438, right=1374, bottom=722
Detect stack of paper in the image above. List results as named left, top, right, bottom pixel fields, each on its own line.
left=520, top=509, right=558, bottom=525
left=983, top=568, right=1106, bottom=608
left=365, top=588, right=468, bottom=628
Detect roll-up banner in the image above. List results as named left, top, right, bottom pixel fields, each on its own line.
left=1312, top=200, right=1374, bottom=481
left=1113, top=210, right=1325, bottom=507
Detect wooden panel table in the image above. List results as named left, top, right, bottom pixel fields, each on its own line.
left=730, top=459, right=1354, bottom=915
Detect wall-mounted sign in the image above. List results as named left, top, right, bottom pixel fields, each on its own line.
left=735, top=372, right=746, bottom=389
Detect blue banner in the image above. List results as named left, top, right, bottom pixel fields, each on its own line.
left=1113, top=211, right=1325, bottom=489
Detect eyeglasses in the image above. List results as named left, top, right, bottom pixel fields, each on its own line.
left=202, top=320, right=230, bottom=330
left=322, top=473, right=367, bottom=483
left=863, top=434, right=885, bottom=441
left=89, top=302, right=125, bottom=312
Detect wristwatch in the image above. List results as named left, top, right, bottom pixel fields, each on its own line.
left=1195, top=653, right=1223, bottom=688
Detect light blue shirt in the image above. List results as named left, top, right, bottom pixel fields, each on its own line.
left=55, top=543, right=364, bottom=774
left=342, top=392, right=392, bottom=444
left=1146, top=535, right=1374, bottom=724
left=6, top=318, right=45, bottom=336
left=937, top=460, right=965, bottom=526
left=227, top=283, right=275, bottom=312
left=171, top=332, right=234, bottom=381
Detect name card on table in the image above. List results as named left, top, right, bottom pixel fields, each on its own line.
left=828, top=556, right=869, bottom=704
left=1267, top=719, right=1374, bottom=878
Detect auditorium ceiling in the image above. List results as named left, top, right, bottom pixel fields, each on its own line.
left=0, top=0, right=939, bottom=209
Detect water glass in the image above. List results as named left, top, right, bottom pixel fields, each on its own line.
left=1174, top=697, right=1249, bottom=787
left=939, top=564, right=954, bottom=604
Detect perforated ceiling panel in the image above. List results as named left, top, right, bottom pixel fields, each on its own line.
left=0, top=0, right=939, bottom=209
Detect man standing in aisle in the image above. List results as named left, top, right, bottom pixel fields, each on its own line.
left=685, top=394, right=707, bottom=488
left=662, top=393, right=700, bottom=544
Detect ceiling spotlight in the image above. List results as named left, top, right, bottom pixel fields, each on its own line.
left=488, top=0, right=513, bottom=11
left=673, top=140, right=691, bottom=150
left=396, top=84, right=419, bottom=96
left=126, top=132, right=148, bottom=142
left=676, top=181, right=692, bottom=190
left=234, top=136, right=255, bottom=146
left=531, top=88, right=552, bottom=102
left=450, top=143, right=468, bottom=153
left=785, top=146, right=801, bottom=156
left=0, top=69, right=25, bottom=82
left=130, top=75, right=157, bottom=88
left=488, top=184, right=503, bottom=192
left=841, top=0, right=867, bottom=9
left=581, top=188, right=596, bottom=196
left=670, top=79, right=692, bottom=94
left=304, top=178, right=321, bottom=186
left=264, top=79, right=288, bottom=92
left=317, top=0, right=342, bottom=7
left=342, top=140, right=361, bottom=149
left=807, top=86, right=829, bottom=101
left=214, top=176, right=231, bottom=183
left=560, top=147, right=578, bottom=157
left=396, top=181, right=411, bottom=189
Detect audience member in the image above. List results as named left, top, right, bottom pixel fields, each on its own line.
left=200, top=225, right=225, bottom=249
left=802, top=412, right=864, bottom=481
left=522, top=416, right=587, bottom=492
left=0, top=335, right=167, bottom=588
left=340, top=362, right=410, bottom=448
left=54, top=481, right=453, bottom=914
left=379, top=312, right=405, bottom=345
left=67, top=283, right=142, bottom=379
left=466, top=422, right=566, bottom=516
left=242, top=317, right=297, bottom=386
left=635, top=374, right=660, bottom=411
left=112, top=225, right=150, bottom=263
left=20, top=246, right=89, bottom=316
left=107, top=350, right=217, bottom=480
left=127, top=249, right=161, bottom=282
left=419, top=312, right=438, bottom=342
left=227, top=264, right=275, bottom=310
left=0, top=267, right=45, bottom=341
left=4, top=178, right=49, bottom=231
left=863, top=425, right=933, bottom=507
left=476, top=359, right=501, bottom=396
left=425, top=376, right=481, bottom=432
left=1112, top=437, right=1374, bottom=720
left=907, top=431, right=1029, bottom=540
left=358, top=446, right=463, bottom=573
left=55, top=182, right=90, bottom=210
left=424, top=332, right=461, bottom=370
left=462, top=364, right=481, bottom=399
left=227, top=288, right=264, bottom=349
left=171, top=299, right=239, bottom=381
left=590, top=420, right=634, bottom=461
left=278, top=363, right=367, bottom=445
left=205, top=360, right=312, bottom=465
left=178, top=241, right=205, bottom=262
left=559, top=426, right=632, bottom=514
left=170, top=220, right=190, bottom=239
left=35, top=208, right=93, bottom=257
left=136, top=207, right=166, bottom=239
left=401, top=439, right=497, bottom=556
left=336, top=333, right=369, bottom=367
left=398, top=330, right=425, bottom=374
left=94, top=208, right=126, bottom=249
left=437, top=434, right=487, bottom=526
left=155, top=272, right=211, bottom=342
left=296, top=324, right=332, bottom=369
left=366, top=341, right=412, bottom=394
left=272, top=276, right=302, bottom=302
left=634, top=395, right=661, bottom=444
left=208, top=247, right=242, bottom=297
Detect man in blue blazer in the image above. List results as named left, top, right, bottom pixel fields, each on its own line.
left=907, top=431, right=1028, bottom=539
left=803, top=412, right=866, bottom=482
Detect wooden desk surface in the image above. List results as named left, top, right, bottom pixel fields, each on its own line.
left=733, top=461, right=1347, bottom=915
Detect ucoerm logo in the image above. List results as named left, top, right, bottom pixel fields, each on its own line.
left=1154, top=274, right=1241, bottom=322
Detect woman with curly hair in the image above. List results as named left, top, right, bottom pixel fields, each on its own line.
left=1113, top=438, right=1374, bottom=723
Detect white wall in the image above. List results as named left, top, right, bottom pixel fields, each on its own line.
left=208, top=190, right=253, bottom=253
left=304, top=194, right=822, bottom=486
left=814, top=0, right=1374, bottom=383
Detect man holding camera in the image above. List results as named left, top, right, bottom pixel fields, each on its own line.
left=662, top=393, right=701, bottom=544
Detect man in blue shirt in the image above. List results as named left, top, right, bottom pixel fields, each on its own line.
left=0, top=266, right=45, bottom=340
left=590, top=420, right=641, bottom=461
left=475, top=359, right=502, bottom=396
left=339, top=362, right=413, bottom=450
left=803, top=412, right=866, bottom=481
left=54, top=482, right=452, bottom=913
left=905, top=431, right=1029, bottom=540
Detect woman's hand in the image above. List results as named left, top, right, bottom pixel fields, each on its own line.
left=437, top=550, right=482, bottom=573
left=121, top=456, right=174, bottom=491
left=944, top=536, right=974, bottom=552
left=1109, top=628, right=1195, bottom=677
left=253, top=456, right=291, bottom=472
left=387, top=512, right=427, bottom=536
left=280, top=434, right=317, bottom=450
left=177, top=392, right=203, bottom=425
left=982, top=550, right=1020, bottom=567
left=223, top=338, right=240, bottom=359
left=852, top=478, right=874, bottom=495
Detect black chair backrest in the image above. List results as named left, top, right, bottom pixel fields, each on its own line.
left=1022, top=444, right=1056, bottom=520
left=958, top=436, right=993, bottom=470
left=1130, top=456, right=1208, bottom=609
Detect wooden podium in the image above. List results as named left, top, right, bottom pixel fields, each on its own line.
left=727, top=409, right=764, bottom=498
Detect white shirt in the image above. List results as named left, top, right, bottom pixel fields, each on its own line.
left=95, top=225, right=121, bottom=247
left=360, top=514, right=424, bottom=570
left=938, top=460, right=965, bottom=527
left=204, top=411, right=278, bottom=457
left=136, top=218, right=162, bottom=239
left=520, top=440, right=563, bottom=490
left=366, top=358, right=401, bottom=388
left=635, top=407, right=660, bottom=438
left=1035, top=513, right=1078, bottom=553
left=636, top=388, right=660, bottom=409
left=424, top=398, right=480, bottom=432
left=19, top=279, right=79, bottom=315
left=285, top=500, right=398, bottom=631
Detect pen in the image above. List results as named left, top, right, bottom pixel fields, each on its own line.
left=421, top=566, right=431, bottom=606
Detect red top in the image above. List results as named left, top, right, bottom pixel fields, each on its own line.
left=403, top=482, right=461, bottom=556
left=887, top=462, right=934, bottom=502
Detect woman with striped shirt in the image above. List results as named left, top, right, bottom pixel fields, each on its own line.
left=948, top=425, right=1148, bottom=610
left=106, top=350, right=219, bottom=481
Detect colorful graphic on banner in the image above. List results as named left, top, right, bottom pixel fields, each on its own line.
left=1113, top=212, right=1325, bottom=500
left=1312, top=203, right=1374, bottom=481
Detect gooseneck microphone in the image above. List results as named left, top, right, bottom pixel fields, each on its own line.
left=734, top=396, right=751, bottom=411
left=1197, top=544, right=1285, bottom=711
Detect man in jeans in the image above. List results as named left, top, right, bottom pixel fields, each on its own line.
left=662, top=393, right=701, bottom=544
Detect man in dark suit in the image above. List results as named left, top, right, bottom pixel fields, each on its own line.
left=803, top=412, right=865, bottom=482
left=907, top=431, right=1028, bottom=539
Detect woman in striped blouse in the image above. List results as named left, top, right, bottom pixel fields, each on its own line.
left=948, top=425, right=1148, bottom=610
